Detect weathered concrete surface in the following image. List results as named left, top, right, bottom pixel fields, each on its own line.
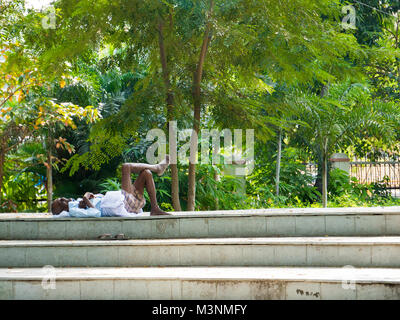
left=2, top=206, right=400, bottom=219
left=1, top=206, right=400, bottom=239
left=1, top=237, right=400, bottom=268
left=1, top=266, right=400, bottom=300
left=2, top=207, right=400, bottom=300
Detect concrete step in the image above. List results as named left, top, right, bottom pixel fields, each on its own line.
left=2, top=237, right=400, bottom=268
left=1, top=266, right=400, bottom=300
left=1, top=207, right=400, bottom=239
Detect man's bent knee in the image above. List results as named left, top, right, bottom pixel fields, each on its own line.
left=141, top=169, right=152, bottom=178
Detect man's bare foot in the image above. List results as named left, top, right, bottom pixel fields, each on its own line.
left=155, top=154, right=170, bottom=176
left=150, top=206, right=172, bottom=216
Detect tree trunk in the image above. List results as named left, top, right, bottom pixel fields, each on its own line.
left=321, top=151, right=328, bottom=208
left=187, top=100, right=201, bottom=211
left=275, top=128, right=282, bottom=197
left=214, top=168, right=220, bottom=210
left=0, top=148, right=5, bottom=203
left=46, top=133, right=53, bottom=213
left=168, top=118, right=181, bottom=211
left=187, top=15, right=212, bottom=211
left=319, top=83, right=330, bottom=207
left=158, top=20, right=182, bottom=211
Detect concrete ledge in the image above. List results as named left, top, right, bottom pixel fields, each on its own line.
left=2, top=206, right=400, bottom=220
left=1, top=208, right=400, bottom=239
left=2, top=237, right=400, bottom=268
left=3, top=236, right=400, bottom=246
left=1, top=267, right=400, bottom=299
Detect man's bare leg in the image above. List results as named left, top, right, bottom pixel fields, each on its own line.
left=121, top=156, right=171, bottom=215
left=133, top=169, right=170, bottom=215
left=121, top=155, right=169, bottom=194
left=122, top=155, right=169, bottom=176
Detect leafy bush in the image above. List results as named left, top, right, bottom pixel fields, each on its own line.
left=350, top=176, right=392, bottom=204
left=327, top=168, right=396, bottom=206
left=328, top=168, right=351, bottom=197
left=194, top=165, right=248, bottom=211
left=247, top=147, right=320, bottom=207
left=98, top=177, right=121, bottom=193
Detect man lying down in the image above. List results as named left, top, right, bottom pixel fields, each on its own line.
left=51, top=156, right=172, bottom=218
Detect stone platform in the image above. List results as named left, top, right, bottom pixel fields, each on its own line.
left=1, top=267, right=400, bottom=300
left=1, top=237, right=400, bottom=268
left=1, top=207, right=400, bottom=299
left=1, top=206, right=400, bottom=240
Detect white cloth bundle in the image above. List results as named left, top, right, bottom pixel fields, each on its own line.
left=100, top=191, right=129, bottom=217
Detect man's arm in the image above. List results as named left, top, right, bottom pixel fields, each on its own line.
left=78, top=192, right=95, bottom=209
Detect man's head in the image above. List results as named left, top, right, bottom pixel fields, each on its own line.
left=51, top=198, right=72, bottom=215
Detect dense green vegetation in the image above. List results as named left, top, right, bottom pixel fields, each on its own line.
left=1, top=0, right=400, bottom=213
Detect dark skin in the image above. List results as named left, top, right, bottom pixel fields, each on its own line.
left=53, top=157, right=171, bottom=216
left=80, top=168, right=169, bottom=215
left=53, top=197, right=73, bottom=213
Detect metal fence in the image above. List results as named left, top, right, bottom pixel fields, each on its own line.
left=304, top=157, right=400, bottom=198
left=350, top=159, right=400, bottom=197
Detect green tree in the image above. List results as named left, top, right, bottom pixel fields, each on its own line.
left=33, top=0, right=367, bottom=210
left=33, top=99, right=99, bottom=211
left=351, top=0, right=400, bottom=99
left=291, top=82, right=400, bottom=207
left=0, top=0, right=41, bottom=202
left=0, top=2, right=100, bottom=210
